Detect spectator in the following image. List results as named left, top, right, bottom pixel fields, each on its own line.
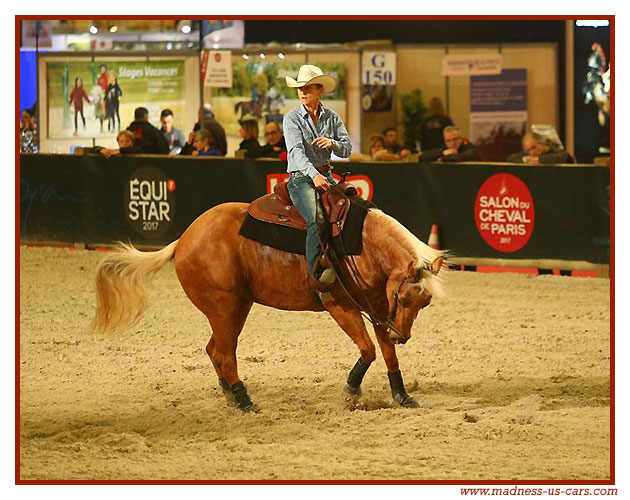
left=399, top=140, right=418, bottom=161
left=506, top=133, right=571, bottom=165
left=69, top=77, right=90, bottom=136
left=418, top=97, right=454, bottom=152
left=249, top=121, right=288, bottom=159
left=237, top=117, right=262, bottom=156
left=180, top=104, right=227, bottom=156
left=419, top=126, right=480, bottom=163
left=98, top=107, right=169, bottom=158
left=191, top=129, right=223, bottom=157
left=160, top=109, right=187, bottom=154
left=382, top=127, right=402, bottom=154
left=116, top=130, right=135, bottom=149
left=20, top=107, right=38, bottom=153
left=349, top=134, right=399, bottom=161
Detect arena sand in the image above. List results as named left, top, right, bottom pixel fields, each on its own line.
left=19, top=246, right=610, bottom=481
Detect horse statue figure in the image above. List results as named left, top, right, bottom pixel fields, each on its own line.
left=90, top=86, right=106, bottom=133
left=234, top=95, right=266, bottom=120
left=90, top=198, right=446, bottom=413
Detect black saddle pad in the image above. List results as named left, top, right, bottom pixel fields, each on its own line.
left=239, top=198, right=373, bottom=256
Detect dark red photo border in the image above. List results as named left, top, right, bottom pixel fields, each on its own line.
left=15, top=14, right=615, bottom=486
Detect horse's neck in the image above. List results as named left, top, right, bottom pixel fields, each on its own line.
left=362, top=210, right=421, bottom=279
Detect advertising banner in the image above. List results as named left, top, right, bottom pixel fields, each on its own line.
left=469, top=68, right=528, bottom=162
left=442, top=53, right=502, bottom=76
left=213, top=60, right=346, bottom=140
left=46, top=59, right=186, bottom=140
left=202, top=50, right=233, bottom=88
left=20, top=155, right=609, bottom=265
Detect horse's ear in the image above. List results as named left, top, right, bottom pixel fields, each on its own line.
left=407, top=261, right=424, bottom=283
left=431, top=256, right=444, bottom=275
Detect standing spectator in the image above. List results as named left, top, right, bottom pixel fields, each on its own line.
left=419, top=126, right=480, bottom=162
left=105, top=74, right=123, bottom=133
left=249, top=121, right=288, bottom=159
left=418, top=97, right=454, bottom=152
left=20, top=107, right=38, bottom=153
left=506, top=133, right=571, bottom=165
left=160, top=109, right=186, bottom=154
left=191, top=129, right=223, bottom=157
left=180, top=104, right=227, bottom=156
left=382, top=127, right=402, bottom=154
left=69, top=77, right=90, bottom=136
left=98, top=107, right=169, bottom=157
left=237, top=117, right=262, bottom=156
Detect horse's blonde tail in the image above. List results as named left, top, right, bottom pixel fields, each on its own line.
left=89, top=240, right=178, bottom=334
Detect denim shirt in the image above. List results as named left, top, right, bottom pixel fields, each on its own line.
left=283, top=103, right=352, bottom=179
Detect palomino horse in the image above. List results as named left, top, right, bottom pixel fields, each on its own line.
left=91, top=203, right=445, bottom=412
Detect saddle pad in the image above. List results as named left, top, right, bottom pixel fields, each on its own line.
left=239, top=199, right=371, bottom=256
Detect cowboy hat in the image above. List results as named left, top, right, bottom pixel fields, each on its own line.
left=285, top=65, right=336, bottom=93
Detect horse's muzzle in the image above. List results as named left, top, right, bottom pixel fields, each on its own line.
left=389, top=333, right=409, bottom=345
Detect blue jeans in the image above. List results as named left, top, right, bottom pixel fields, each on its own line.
left=287, top=170, right=336, bottom=276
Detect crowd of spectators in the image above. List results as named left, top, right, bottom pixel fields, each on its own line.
left=22, top=91, right=573, bottom=166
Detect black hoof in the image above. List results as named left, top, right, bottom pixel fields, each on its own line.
left=231, top=381, right=259, bottom=413
left=393, top=392, right=419, bottom=408
left=344, top=383, right=362, bottom=397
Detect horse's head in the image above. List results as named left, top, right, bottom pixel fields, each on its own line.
left=385, top=256, right=444, bottom=345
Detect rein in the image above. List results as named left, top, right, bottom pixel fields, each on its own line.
left=315, top=192, right=408, bottom=336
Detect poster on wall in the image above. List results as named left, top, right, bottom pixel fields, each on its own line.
left=469, top=68, right=528, bottom=162
left=202, top=50, right=233, bottom=88
left=46, top=59, right=186, bottom=139
left=361, top=51, right=396, bottom=113
left=213, top=60, right=346, bottom=141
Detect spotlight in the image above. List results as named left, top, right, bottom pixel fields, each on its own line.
left=278, top=52, right=285, bottom=59
left=242, top=54, right=249, bottom=60
left=188, top=42, right=194, bottom=48
left=259, top=53, right=266, bottom=59
left=181, top=24, right=191, bottom=34
left=166, top=42, right=173, bottom=50
left=89, top=25, right=98, bottom=34
left=109, top=25, right=118, bottom=33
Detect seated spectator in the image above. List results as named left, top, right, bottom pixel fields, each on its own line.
left=419, top=126, right=480, bottom=163
left=383, top=127, right=402, bottom=154
left=237, top=117, right=263, bottom=156
left=20, top=106, right=38, bottom=153
left=191, top=129, right=222, bottom=157
left=349, top=134, right=399, bottom=161
left=506, top=133, right=571, bottom=165
left=98, top=130, right=140, bottom=157
left=180, top=104, right=227, bottom=156
left=249, top=121, right=288, bottom=160
left=99, top=108, right=169, bottom=158
left=160, top=109, right=186, bottom=154
left=399, top=140, right=418, bottom=161
left=418, top=97, right=454, bottom=151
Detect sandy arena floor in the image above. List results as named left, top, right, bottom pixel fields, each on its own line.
left=19, top=246, right=611, bottom=481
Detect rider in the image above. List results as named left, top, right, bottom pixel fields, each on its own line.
left=283, top=65, right=352, bottom=290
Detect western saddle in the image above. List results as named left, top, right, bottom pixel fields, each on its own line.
left=248, top=179, right=359, bottom=238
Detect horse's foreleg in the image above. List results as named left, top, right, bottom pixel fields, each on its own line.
left=324, top=303, right=376, bottom=396
left=374, top=326, right=419, bottom=408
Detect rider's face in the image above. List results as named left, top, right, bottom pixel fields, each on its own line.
left=297, top=84, right=324, bottom=109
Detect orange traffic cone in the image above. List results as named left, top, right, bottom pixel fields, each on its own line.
left=428, top=224, right=440, bottom=250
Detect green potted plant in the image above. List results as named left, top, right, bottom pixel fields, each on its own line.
left=398, top=89, right=427, bottom=147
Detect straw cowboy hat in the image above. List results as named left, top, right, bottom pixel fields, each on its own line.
left=285, top=64, right=336, bottom=93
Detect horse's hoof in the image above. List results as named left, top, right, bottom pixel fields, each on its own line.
left=241, top=402, right=261, bottom=414
left=394, top=392, right=419, bottom=408
left=344, top=383, right=362, bottom=397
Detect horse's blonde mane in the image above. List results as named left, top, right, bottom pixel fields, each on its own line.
left=370, top=210, right=447, bottom=298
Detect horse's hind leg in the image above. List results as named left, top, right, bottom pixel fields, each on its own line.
left=202, top=294, right=257, bottom=412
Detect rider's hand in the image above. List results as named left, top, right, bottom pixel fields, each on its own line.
left=312, top=137, right=334, bottom=149
left=313, top=173, right=331, bottom=191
